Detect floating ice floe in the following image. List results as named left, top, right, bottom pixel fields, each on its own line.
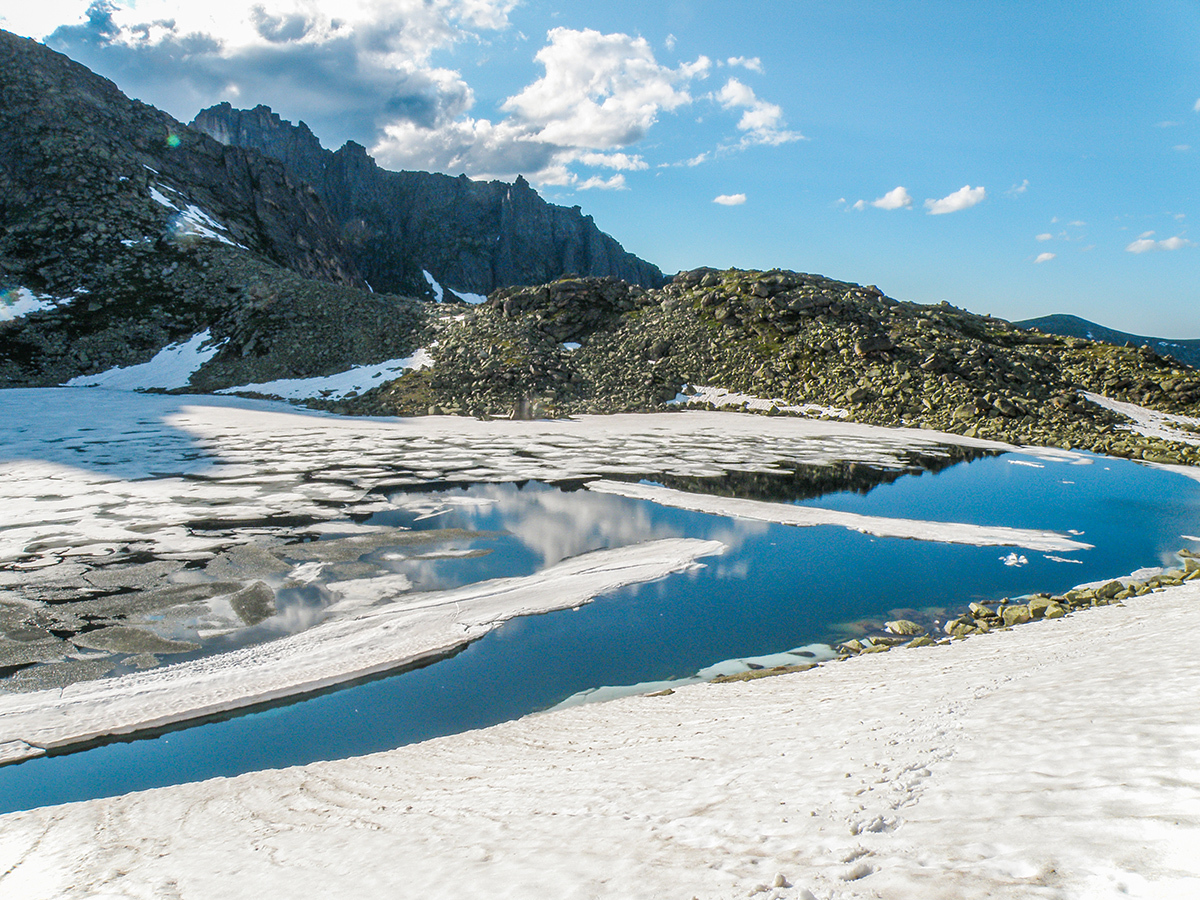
left=1000, top=552, right=1029, bottom=567
left=587, top=480, right=1092, bottom=552
left=216, top=349, right=433, bottom=400
left=62, top=330, right=226, bottom=391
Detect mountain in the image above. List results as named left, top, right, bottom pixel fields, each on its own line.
left=0, top=29, right=423, bottom=389
left=1016, top=314, right=1200, bottom=369
left=190, top=103, right=666, bottom=298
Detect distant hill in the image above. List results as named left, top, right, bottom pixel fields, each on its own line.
left=1016, top=314, right=1200, bottom=369
left=191, top=103, right=666, bottom=298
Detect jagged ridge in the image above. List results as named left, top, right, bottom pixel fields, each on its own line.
left=191, top=103, right=666, bottom=298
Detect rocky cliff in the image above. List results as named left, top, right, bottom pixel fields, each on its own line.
left=0, top=30, right=423, bottom=388
left=191, top=103, right=667, bottom=298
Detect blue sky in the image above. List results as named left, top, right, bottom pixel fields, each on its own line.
left=6, top=1, right=1199, bottom=335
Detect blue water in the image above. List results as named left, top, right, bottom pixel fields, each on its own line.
left=3, top=450, right=1199, bottom=812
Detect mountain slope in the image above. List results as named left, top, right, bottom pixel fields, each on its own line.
left=0, top=29, right=424, bottom=389
left=1016, top=314, right=1200, bottom=369
left=191, top=103, right=667, bottom=298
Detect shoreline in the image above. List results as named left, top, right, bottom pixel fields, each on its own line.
left=1, top=571, right=1197, bottom=898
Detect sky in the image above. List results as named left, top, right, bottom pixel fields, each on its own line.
left=4, top=1, right=1199, bottom=336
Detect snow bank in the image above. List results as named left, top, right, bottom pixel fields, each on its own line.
left=0, top=539, right=723, bottom=758
left=1, top=580, right=1196, bottom=899
left=216, top=350, right=433, bottom=400
left=587, top=479, right=1093, bottom=552
left=674, top=384, right=850, bottom=419
left=423, top=269, right=486, bottom=304
left=0, top=287, right=64, bottom=322
left=61, top=330, right=224, bottom=390
left=150, top=182, right=245, bottom=248
left=1084, top=390, right=1200, bottom=448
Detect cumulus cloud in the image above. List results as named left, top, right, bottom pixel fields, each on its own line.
left=715, top=77, right=802, bottom=146
left=577, top=174, right=627, bottom=190
left=28, top=7, right=799, bottom=189
left=1125, top=231, right=1195, bottom=253
left=370, top=26, right=721, bottom=183
left=40, top=0, right=513, bottom=149
left=501, top=28, right=705, bottom=149
left=924, top=185, right=986, bottom=215
left=1007, top=179, right=1029, bottom=196
left=726, top=56, right=763, bottom=73
left=871, top=186, right=912, bottom=210
left=1034, top=252, right=1056, bottom=263
left=713, top=193, right=747, bottom=206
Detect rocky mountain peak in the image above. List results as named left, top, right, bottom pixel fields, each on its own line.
left=191, top=103, right=667, bottom=298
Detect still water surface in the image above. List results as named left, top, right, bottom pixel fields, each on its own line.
left=3, top=449, right=1198, bottom=812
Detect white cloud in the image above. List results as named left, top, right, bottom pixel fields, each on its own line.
left=1126, top=232, right=1195, bottom=253
left=851, top=199, right=867, bottom=211
left=726, top=56, right=763, bottom=73
left=574, top=151, right=648, bottom=171
left=664, top=33, right=676, bottom=51
left=871, top=186, right=912, bottom=210
left=715, top=77, right=802, bottom=146
left=36, top=10, right=792, bottom=188
left=1034, top=252, right=1056, bottom=263
left=1194, top=98, right=1200, bottom=112
left=1036, top=233, right=1053, bottom=241
left=1159, top=235, right=1194, bottom=250
left=501, top=28, right=704, bottom=149
left=1174, top=144, right=1192, bottom=152
left=1007, top=179, right=1029, bottom=196
left=713, top=193, right=747, bottom=206
left=924, top=185, right=986, bottom=215
left=577, top=174, right=627, bottom=190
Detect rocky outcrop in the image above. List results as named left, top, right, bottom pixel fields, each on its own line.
left=191, top=103, right=667, bottom=297
left=0, top=30, right=424, bottom=388
left=343, top=267, right=1200, bottom=466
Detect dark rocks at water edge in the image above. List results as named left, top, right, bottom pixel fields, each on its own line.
left=829, top=551, right=1200, bottom=660
left=192, top=103, right=665, bottom=298
left=346, top=268, right=1200, bottom=466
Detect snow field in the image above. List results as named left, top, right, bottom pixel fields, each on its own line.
left=0, top=581, right=1196, bottom=899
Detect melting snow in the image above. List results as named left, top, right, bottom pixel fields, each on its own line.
left=216, top=349, right=433, bottom=400
left=673, top=384, right=851, bottom=419
left=62, top=330, right=225, bottom=390
left=423, top=269, right=444, bottom=302
left=0, top=287, right=66, bottom=322
left=149, top=183, right=245, bottom=248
